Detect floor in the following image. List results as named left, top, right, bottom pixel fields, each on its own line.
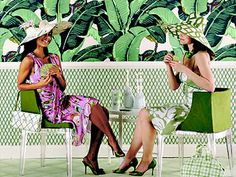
left=0, top=157, right=235, bottom=177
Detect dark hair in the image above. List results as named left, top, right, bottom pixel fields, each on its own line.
left=21, top=38, right=49, bottom=60
left=183, top=38, right=215, bottom=60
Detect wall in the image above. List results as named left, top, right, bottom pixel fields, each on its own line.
left=1, top=0, right=236, bottom=62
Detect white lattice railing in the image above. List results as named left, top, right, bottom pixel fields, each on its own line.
left=0, top=61, right=235, bottom=69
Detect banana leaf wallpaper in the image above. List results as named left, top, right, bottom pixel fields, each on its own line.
left=0, top=0, right=236, bottom=62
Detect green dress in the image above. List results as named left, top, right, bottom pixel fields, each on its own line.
left=149, top=72, right=204, bottom=135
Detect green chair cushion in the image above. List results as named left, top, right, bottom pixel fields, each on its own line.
left=177, top=88, right=232, bottom=133
left=41, top=118, right=73, bottom=129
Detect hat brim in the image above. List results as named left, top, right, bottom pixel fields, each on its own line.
left=20, top=21, right=72, bottom=45
left=167, top=22, right=214, bottom=54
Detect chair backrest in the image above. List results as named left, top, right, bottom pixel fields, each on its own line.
left=177, top=88, right=232, bottom=133
left=20, top=90, right=73, bottom=129
left=20, top=90, right=41, bottom=114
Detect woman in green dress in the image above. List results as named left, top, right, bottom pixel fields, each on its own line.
left=113, top=14, right=215, bottom=176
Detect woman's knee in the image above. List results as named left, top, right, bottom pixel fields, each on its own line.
left=102, top=106, right=109, bottom=120
left=91, top=104, right=109, bottom=120
left=136, top=108, right=150, bottom=124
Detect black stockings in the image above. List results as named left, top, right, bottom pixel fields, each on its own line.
left=84, top=105, right=122, bottom=169
left=89, top=104, right=122, bottom=152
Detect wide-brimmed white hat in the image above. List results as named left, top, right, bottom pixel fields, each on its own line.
left=20, top=20, right=72, bottom=45
left=167, top=13, right=214, bottom=54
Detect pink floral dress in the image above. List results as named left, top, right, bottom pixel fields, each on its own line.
left=28, top=52, right=98, bottom=146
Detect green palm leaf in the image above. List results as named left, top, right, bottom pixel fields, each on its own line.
left=2, top=51, right=22, bottom=62
left=148, top=7, right=183, bottom=58
left=100, top=31, right=123, bottom=44
left=61, top=1, right=102, bottom=52
left=147, top=26, right=166, bottom=43
left=83, top=58, right=104, bottom=62
left=104, top=0, right=129, bottom=31
left=113, top=26, right=150, bottom=61
left=88, top=27, right=101, bottom=43
left=139, top=14, right=157, bottom=26
left=0, top=0, right=12, bottom=11
left=0, top=28, right=12, bottom=58
left=40, top=7, right=56, bottom=22
left=215, top=44, right=236, bottom=61
left=149, top=7, right=180, bottom=25
left=127, top=0, right=148, bottom=27
left=0, top=0, right=41, bottom=26
left=0, top=0, right=41, bottom=45
left=226, top=25, right=236, bottom=40
left=130, top=0, right=148, bottom=18
left=181, top=0, right=208, bottom=15
left=113, top=33, right=134, bottom=61
left=9, top=27, right=25, bottom=44
left=1, top=15, right=21, bottom=28
left=95, top=14, right=116, bottom=36
left=143, top=50, right=168, bottom=61
left=43, top=0, right=70, bottom=21
left=11, top=9, right=40, bottom=25
left=131, top=0, right=179, bottom=26
left=94, top=13, right=121, bottom=45
left=71, top=44, right=113, bottom=61
left=48, top=36, right=61, bottom=58
left=205, top=0, right=236, bottom=48
left=62, top=41, right=84, bottom=62
left=168, top=34, right=184, bottom=59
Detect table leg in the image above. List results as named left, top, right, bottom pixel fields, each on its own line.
left=118, top=113, right=123, bottom=148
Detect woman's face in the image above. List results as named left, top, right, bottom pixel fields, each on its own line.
left=179, top=33, right=192, bottom=45
left=36, top=32, right=52, bottom=47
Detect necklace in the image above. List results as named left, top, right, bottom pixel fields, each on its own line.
left=185, top=51, right=193, bottom=59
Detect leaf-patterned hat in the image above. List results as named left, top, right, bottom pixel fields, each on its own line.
left=167, top=13, right=214, bottom=54
left=20, top=20, right=72, bottom=45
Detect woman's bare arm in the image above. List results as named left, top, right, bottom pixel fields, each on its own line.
left=17, top=56, right=52, bottom=90
left=169, top=51, right=215, bottom=92
left=186, top=52, right=215, bottom=92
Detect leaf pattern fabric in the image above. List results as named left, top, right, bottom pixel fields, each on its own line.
left=149, top=72, right=204, bottom=135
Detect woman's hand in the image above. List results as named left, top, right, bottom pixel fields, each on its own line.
left=48, top=63, right=66, bottom=91
left=164, top=53, right=181, bottom=90
left=169, top=61, right=187, bottom=73
left=164, top=53, right=174, bottom=66
left=38, top=74, right=52, bottom=88
left=49, top=65, right=62, bottom=79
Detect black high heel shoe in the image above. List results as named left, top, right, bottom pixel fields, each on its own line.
left=82, top=158, right=105, bottom=175
left=113, top=157, right=138, bottom=174
left=108, top=142, right=125, bottom=157
left=129, top=159, right=157, bottom=176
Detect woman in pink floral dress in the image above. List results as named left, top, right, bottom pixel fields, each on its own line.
left=17, top=20, right=124, bottom=175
